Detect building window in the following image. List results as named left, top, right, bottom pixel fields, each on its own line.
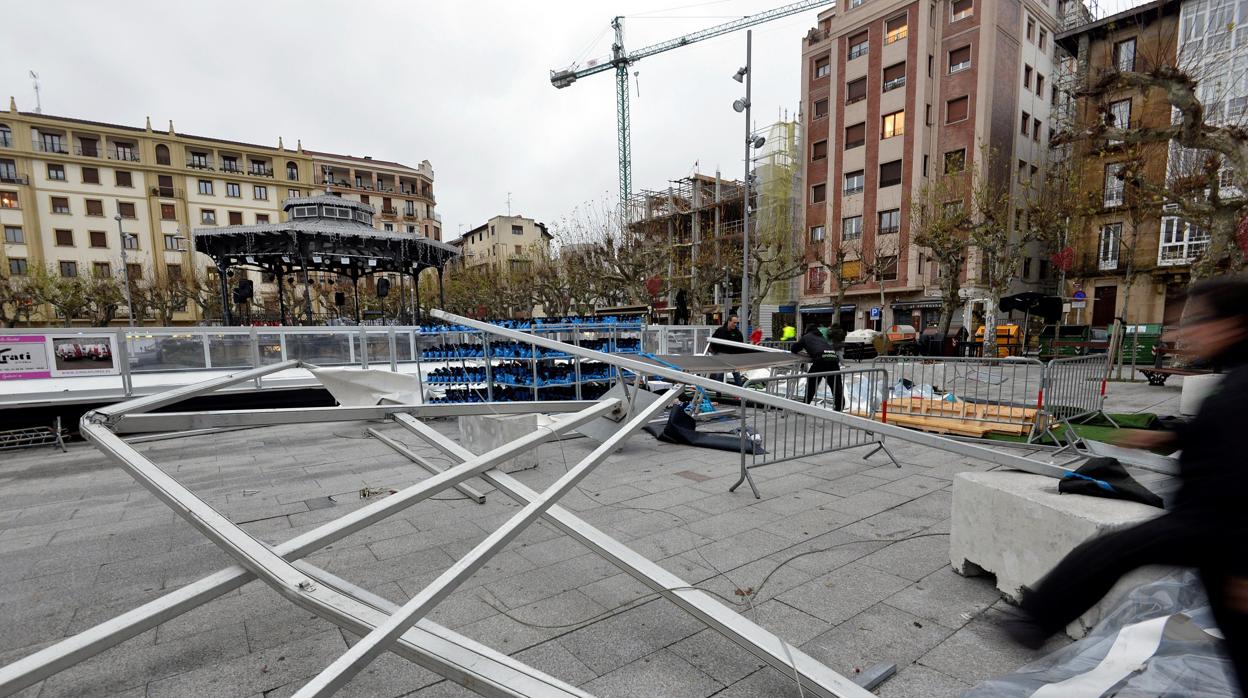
left=47, top=164, right=66, bottom=181
left=815, top=56, right=832, bottom=78
left=39, top=133, right=65, bottom=153
left=3, top=225, right=22, bottom=244
left=878, top=255, right=898, bottom=281
left=511, top=224, right=524, bottom=235
left=115, top=170, right=133, bottom=187
left=1024, top=65, right=1032, bottom=90
left=221, top=155, right=239, bottom=173
left=155, top=144, right=171, bottom=165
left=842, top=215, right=863, bottom=240
left=55, top=229, right=74, bottom=247
left=225, top=182, right=241, bottom=198
left=813, top=98, right=829, bottom=119
left=82, top=167, right=100, bottom=184
left=118, top=201, right=136, bottom=218
left=126, top=263, right=141, bottom=279
left=0, top=159, right=15, bottom=182
left=809, top=225, right=826, bottom=242
left=189, top=152, right=210, bottom=169
left=51, top=196, right=70, bottom=214
left=847, top=32, right=869, bottom=60
left=1108, top=99, right=1131, bottom=144
left=845, top=123, right=866, bottom=149
left=1104, top=163, right=1125, bottom=207
left=160, top=203, right=176, bottom=220
left=1039, top=28, right=1047, bottom=51
left=84, top=199, right=103, bottom=217
left=1033, top=118, right=1042, bottom=142
left=59, top=261, right=78, bottom=278
left=878, top=208, right=901, bottom=234
left=250, top=160, right=271, bottom=177
left=92, top=262, right=111, bottom=278
left=228, top=211, right=243, bottom=225
left=164, top=234, right=181, bottom=250
left=843, top=170, right=865, bottom=194
left=883, top=62, right=906, bottom=92
left=1026, top=16, right=1035, bottom=42
left=286, top=161, right=298, bottom=180
left=847, top=77, right=867, bottom=104
left=0, top=124, right=10, bottom=148
left=167, top=264, right=183, bottom=281
left=944, top=149, right=966, bottom=173
left=1114, top=38, right=1136, bottom=72
left=949, top=46, right=971, bottom=73
left=812, top=140, right=828, bottom=160
left=885, top=15, right=908, bottom=43
left=881, top=110, right=905, bottom=139
left=1021, top=111, right=1031, bottom=136
left=256, top=214, right=269, bottom=224
left=254, top=185, right=268, bottom=200
left=0, top=191, right=17, bottom=209
left=1159, top=215, right=1211, bottom=265
left=288, top=188, right=300, bottom=199
left=89, top=230, right=108, bottom=248
left=383, top=223, right=394, bottom=231
left=879, top=160, right=902, bottom=187
left=201, top=209, right=217, bottom=225
left=1098, top=223, right=1121, bottom=271
left=9, top=258, right=27, bottom=275
left=197, top=179, right=213, bottom=195
left=951, top=0, right=973, bottom=22
left=1018, top=159, right=1028, bottom=183
left=812, top=183, right=828, bottom=203
left=1035, top=74, right=1045, bottom=97
left=807, top=267, right=826, bottom=293
left=292, top=205, right=317, bottom=218
left=946, top=96, right=969, bottom=123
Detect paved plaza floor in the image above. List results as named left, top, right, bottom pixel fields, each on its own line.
left=0, top=378, right=1183, bottom=697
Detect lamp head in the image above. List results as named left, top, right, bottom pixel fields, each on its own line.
left=113, top=214, right=122, bottom=222
left=732, top=98, right=748, bottom=113
left=751, top=136, right=767, bottom=149
left=732, top=67, right=747, bottom=83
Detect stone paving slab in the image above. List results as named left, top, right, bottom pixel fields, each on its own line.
left=0, top=380, right=1174, bottom=696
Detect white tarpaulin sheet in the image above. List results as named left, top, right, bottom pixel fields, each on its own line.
left=311, top=367, right=424, bottom=406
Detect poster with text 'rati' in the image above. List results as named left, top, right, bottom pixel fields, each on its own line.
left=0, top=335, right=51, bottom=380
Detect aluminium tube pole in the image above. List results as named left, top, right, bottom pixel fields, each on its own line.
left=740, top=29, right=752, bottom=337
left=116, top=216, right=136, bottom=327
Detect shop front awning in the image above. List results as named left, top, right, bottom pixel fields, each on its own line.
left=889, top=300, right=943, bottom=310
left=799, top=304, right=855, bottom=314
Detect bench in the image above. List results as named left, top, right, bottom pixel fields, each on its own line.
left=1139, top=341, right=1212, bottom=386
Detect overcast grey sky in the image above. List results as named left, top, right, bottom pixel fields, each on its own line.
left=3, top=0, right=1144, bottom=242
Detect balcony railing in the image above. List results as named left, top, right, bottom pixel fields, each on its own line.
left=220, top=162, right=242, bottom=173
left=0, top=173, right=28, bottom=185
left=403, top=211, right=418, bottom=219
left=187, top=160, right=214, bottom=170
left=381, top=207, right=398, bottom=216
left=33, top=140, right=69, bottom=154
left=250, top=167, right=274, bottom=178
left=150, top=186, right=184, bottom=198
left=109, top=149, right=141, bottom=162
left=74, top=145, right=101, bottom=157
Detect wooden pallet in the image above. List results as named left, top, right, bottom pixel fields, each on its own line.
left=852, top=397, right=1042, bottom=438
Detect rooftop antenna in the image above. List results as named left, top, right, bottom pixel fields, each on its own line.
left=506, top=192, right=512, bottom=216
left=29, top=70, right=41, bottom=114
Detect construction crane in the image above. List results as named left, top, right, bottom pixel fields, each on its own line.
left=550, top=1, right=835, bottom=213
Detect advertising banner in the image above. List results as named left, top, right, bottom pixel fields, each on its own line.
left=48, top=334, right=120, bottom=377
left=0, top=335, right=52, bottom=380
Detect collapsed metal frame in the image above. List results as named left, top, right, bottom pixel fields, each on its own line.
left=0, top=310, right=1101, bottom=698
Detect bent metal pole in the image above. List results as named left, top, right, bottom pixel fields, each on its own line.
left=430, top=309, right=1076, bottom=480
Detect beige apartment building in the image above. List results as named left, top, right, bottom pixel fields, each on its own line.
left=799, top=0, right=1059, bottom=331
left=0, top=101, right=439, bottom=324
left=451, top=215, right=551, bottom=273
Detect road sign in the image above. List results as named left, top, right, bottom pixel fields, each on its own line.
left=1073, top=290, right=1087, bottom=301
left=869, top=307, right=881, bottom=320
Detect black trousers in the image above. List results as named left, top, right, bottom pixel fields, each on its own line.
left=804, top=358, right=843, bottom=409
left=1020, top=514, right=1248, bottom=691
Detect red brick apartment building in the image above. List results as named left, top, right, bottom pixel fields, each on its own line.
left=799, top=0, right=1061, bottom=330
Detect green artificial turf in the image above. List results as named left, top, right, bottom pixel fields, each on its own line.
left=984, top=413, right=1160, bottom=446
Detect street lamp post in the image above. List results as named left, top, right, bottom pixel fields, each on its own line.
left=114, top=215, right=136, bottom=327
left=732, top=30, right=763, bottom=337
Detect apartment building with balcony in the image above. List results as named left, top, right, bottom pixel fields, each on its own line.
left=0, top=101, right=438, bottom=324
left=799, top=0, right=1059, bottom=331
left=450, top=215, right=551, bottom=273
left=311, top=152, right=441, bottom=241
left=1055, top=1, right=1186, bottom=328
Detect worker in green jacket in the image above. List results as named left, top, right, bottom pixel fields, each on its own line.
left=780, top=325, right=796, bottom=342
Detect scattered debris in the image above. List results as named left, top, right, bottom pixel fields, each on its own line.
left=241, top=489, right=259, bottom=496
left=358, top=487, right=394, bottom=499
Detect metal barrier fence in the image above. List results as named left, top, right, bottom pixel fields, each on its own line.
left=730, top=368, right=897, bottom=498
left=1036, top=353, right=1113, bottom=443
left=866, top=356, right=1046, bottom=439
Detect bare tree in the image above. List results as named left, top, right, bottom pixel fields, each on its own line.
left=820, top=235, right=867, bottom=328
left=0, top=273, right=37, bottom=327
left=859, top=233, right=902, bottom=330
left=912, top=174, right=972, bottom=337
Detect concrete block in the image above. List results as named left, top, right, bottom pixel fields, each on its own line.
left=457, top=413, right=557, bottom=472
left=950, top=471, right=1171, bottom=638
